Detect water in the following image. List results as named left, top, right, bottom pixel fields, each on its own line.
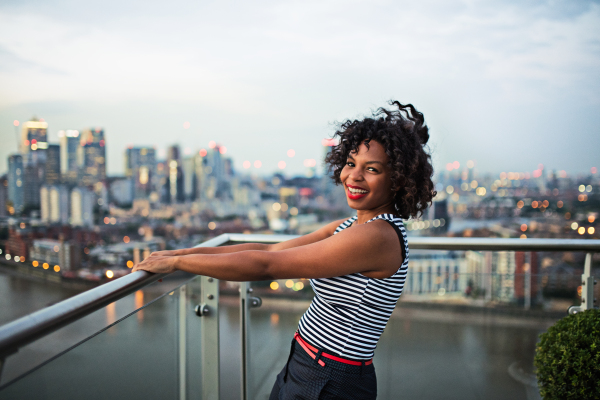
left=0, top=271, right=551, bottom=399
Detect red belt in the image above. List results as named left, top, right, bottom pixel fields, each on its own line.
left=294, top=332, right=373, bottom=367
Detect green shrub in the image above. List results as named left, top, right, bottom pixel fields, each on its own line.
left=534, top=309, right=600, bottom=399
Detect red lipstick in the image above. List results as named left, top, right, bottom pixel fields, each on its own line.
left=346, top=184, right=369, bottom=200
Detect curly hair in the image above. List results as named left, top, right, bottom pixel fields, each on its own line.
left=325, top=101, right=436, bottom=219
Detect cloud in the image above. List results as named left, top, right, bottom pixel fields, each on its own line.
left=0, top=0, right=599, bottom=175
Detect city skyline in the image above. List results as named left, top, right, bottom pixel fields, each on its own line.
left=1, top=0, right=600, bottom=177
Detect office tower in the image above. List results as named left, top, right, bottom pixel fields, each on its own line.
left=125, top=147, right=156, bottom=199
left=71, top=187, right=94, bottom=226
left=40, top=185, right=70, bottom=225
left=0, top=175, right=7, bottom=217
left=167, top=145, right=185, bottom=203
left=20, top=118, right=48, bottom=155
left=80, top=128, right=106, bottom=187
left=59, top=130, right=82, bottom=183
left=7, top=155, right=24, bottom=214
left=182, top=156, right=196, bottom=201
left=45, top=144, right=61, bottom=185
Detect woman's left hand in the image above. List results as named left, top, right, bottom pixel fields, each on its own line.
left=132, top=254, right=177, bottom=274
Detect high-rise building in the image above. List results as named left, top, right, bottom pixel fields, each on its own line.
left=19, top=118, right=49, bottom=211
left=167, top=145, right=185, bottom=203
left=7, top=154, right=24, bottom=214
left=20, top=118, right=48, bottom=156
left=80, top=128, right=106, bottom=187
left=125, top=147, right=156, bottom=199
left=0, top=175, right=7, bottom=217
left=59, top=130, right=82, bottom=183
left=71, top=187, right=94, bottom=227
left=42, top=185, right=70, bottom=225
left=45, top=144, right=61, bottom=185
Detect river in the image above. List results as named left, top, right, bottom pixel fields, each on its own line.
left=0, top=271, right=551, bottom=400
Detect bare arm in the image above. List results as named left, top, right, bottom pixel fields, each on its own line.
left=133, top=220, right=402, bottom=281
left=154, top=218, right=347, bottom=256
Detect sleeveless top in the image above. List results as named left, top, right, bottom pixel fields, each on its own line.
left=297, top=213, right=409, bottom=360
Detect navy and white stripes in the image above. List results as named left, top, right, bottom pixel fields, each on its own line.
left=297, top=213, right=409, bottom=360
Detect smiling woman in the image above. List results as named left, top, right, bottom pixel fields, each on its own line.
left=133, top=101, right=436, bottom=399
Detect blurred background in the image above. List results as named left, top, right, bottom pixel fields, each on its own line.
left=0, top=1, right=599, bottom=399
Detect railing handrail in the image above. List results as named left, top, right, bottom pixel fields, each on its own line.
left=0, top=234, right=234, bottom=359
left=0, top=234, right=598, bottom=359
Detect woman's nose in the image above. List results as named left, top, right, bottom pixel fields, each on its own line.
left=349, top=168, right=364, bottom=181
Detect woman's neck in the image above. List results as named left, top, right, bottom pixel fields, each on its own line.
left=355, top=203, right=397, bottom=225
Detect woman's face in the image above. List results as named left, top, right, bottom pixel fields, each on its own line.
left=340, top=140, right=395, bottom=211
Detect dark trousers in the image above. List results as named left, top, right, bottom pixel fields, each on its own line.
left=269, top=340, right=377, bottom=400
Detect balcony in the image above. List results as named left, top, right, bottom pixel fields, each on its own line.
left=0, top=235, right=598, bottom=400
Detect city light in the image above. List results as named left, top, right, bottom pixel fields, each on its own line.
left=14, top=256, right=20, bottom=262
left=278, top=161, right=286, bottom=169
left=589, top=215, right=596, bottom=223
left=208, top=141, right=216, bottom=148
left=446, top=186, right=454, bottom=194
left=123, top=236, right=130, bottom=243
left=13, top=120, right=19, bottom=126
left=287, top=149, right=295, bottom=157
left=106, top=270, right=114, bottom=279
left=290, top=207, right=299, bottom=216
left=208, top=222, right=217, bottom=230
left=183, top=121, right=190, bottom=129
left=199, top=149, right=207, bottom=157
left=303, top=159, right=317, bottom=167
left=32, top=261, right=39, bottom=267
left=589, top=227, right=595, bottom=235
left=452, top=161, right=460, bottom=169
left=43, top=263, right=49, bottom=269
left=467, top=160, right=474, bottom=168
left=517, top=201, right=524, bottom=209
left=520, top=224, right=527, bottom=232
left=5, top=254, right=11, bottom=260
left=520, top=234, right=527, bottom=239
left=127, top=260, right=134, bottom=268
left=557, top=201, right=563, bottom=208
left=592, top=167, right=598, bottom=174
left=254, top=160, right=262, bottom=168
left=54, top=265, right=60, bottom=272
left=571, top=222, right=578, bottom=230
left=532, top=201, right=538, bottom=208
left=54, top=246, right=59, bottom=252
left=578, top=227, right=585, bottom=235
left=272, top=202, right=281, bottom=211
left=285, top=280, right=294, bottom=288
left=578, top=185, right=585, bottom=192
left=243, top=161, right=251, bottom=169
left=270, top=281, right=279, bottom=290
left=219, top=146, right=227, bottom=154
left=470, top=180, right=478, bottom=189
left=586, top=185, right=592, bottom=192
left=294, top=282, right=304, bottom=291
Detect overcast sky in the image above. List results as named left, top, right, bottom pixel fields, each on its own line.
left=1, top=0, right=599, bottom=177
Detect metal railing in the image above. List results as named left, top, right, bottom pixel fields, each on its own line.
left=0, top=234, right=598, bottom=399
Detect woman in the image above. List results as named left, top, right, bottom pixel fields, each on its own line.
left=133, top=101, right=436, bottom=399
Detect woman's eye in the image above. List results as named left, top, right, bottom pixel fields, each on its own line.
left=368, top=167, right=378, bottom=172
left=346, top=162, right=355, bottom=167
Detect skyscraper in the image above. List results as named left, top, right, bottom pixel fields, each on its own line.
left=125, top=147, right=156, bottom=199
left=80, top=128, right=106, bottom=187
left=45, top=144, right=61, bottom=185
left=71, top=187, right=94, bottom=227
left=20, top=118, right=48, bottom=211
left=7, top=155, right=24, bottom=214
left=20, top=118, right=48, bottom=155
left=59, top=130, right=82, bottom=183
left=167, top=145, right=185, bottom=203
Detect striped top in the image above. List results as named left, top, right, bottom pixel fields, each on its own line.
left=297, top=213, right=409, bottom=360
